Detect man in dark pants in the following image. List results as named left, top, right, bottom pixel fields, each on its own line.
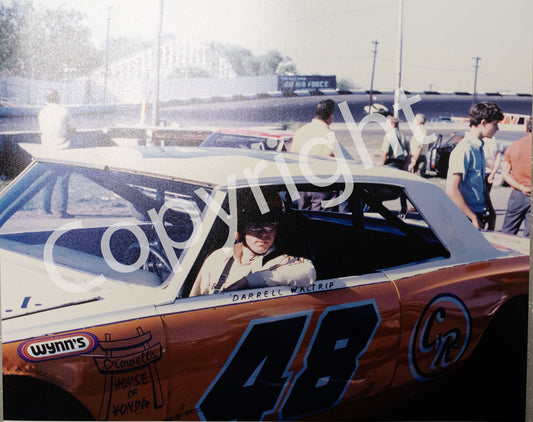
left=381, top=115, right=410, bottom=216
left=501, top=117, right=531, bottom=237
left=381, top=116, right=410, bottom=169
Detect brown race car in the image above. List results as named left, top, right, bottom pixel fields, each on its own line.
left=1, top=146, right=528, bottom=420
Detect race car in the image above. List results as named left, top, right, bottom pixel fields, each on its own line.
left=200, top=127, right=356, bottom=161
left=427, top=133, right=462, bottom=177
left=1, top=146, right=528, bottom=420
left=199, top=127, right=293, bottom=151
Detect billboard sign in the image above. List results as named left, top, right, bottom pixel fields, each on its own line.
left=278, top=75, right=336, bottom=94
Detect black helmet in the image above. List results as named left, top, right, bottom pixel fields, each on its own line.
left=237, top=191, right=284, bottom=238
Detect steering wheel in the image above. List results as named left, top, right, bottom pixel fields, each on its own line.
left=123, top=241, right=173, bottom=282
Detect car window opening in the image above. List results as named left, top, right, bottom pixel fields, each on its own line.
left=0, top=163, right=208, bottom=287
left=182, top=183, right=450, bottom=297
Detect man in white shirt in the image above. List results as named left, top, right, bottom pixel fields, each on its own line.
left=38, top=90, right=72, bottom=150
left=408, top=113, right=431, bottom=175
left=483, top=136, right=502, bottom=192
left=290, top=99, right=339, bottom=157
left=38, top=90, right=73, bottom=217
left=289, top=99, right=343, bottom=210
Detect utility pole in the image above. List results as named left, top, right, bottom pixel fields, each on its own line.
left=152, top=0, right=164, bottom=129
left=393, top=0, right=404, bottom=118
left=368, top=40, right=378, bottom=113
left=472, top=56, right=481, bottom=105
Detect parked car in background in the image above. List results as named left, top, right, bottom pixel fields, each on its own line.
left=200, top=128, right=293, bottom=151
left=200, top=127, right=356, bottom=160
left=435, top=116, right=453, bottom=123
left=427, top=133, right=462, bottom=177
left=1, top=146, right=528, bottom=420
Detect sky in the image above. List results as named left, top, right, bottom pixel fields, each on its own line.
left=27, top=0, right=533, bottom=94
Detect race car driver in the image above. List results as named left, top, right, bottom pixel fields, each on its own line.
left=189, top=192, right=316, bottom=296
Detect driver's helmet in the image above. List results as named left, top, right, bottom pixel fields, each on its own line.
left=237, top=190, right=284, bottom=240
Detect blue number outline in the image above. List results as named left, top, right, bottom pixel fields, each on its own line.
left=279, top=299, right=381, bottom=420
left=196, top=310, right=313, bottom=421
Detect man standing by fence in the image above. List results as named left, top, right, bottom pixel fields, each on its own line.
left=38, top=90, right=73, bottom=150
left=38, top=90, right=74, bottom=217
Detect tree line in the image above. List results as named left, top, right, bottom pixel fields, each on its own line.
left=0, top=2, right=101, bottom=80
left=0, top=2, right=296, bottom=81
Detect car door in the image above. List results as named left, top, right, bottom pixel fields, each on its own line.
left=156, top=183, right=402, bottom=421
left=157, top=275, right=400, bottom=420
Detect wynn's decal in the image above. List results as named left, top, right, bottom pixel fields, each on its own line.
left=18, top=332, right=98, bottom=362
left=409, top=293, right=472, bottom=381
left=196, top=300, right=381, bottom=421
left=94, top=327, right=164, bottom=420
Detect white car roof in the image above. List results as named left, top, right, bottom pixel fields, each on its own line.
left=21, top=145, right=525, bottom=266
left=25, top=145, right=420, bottom=188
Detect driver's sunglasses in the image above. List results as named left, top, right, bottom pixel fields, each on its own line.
left=245, top=222, right=279, bottom=234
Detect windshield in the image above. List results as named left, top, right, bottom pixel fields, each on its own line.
left=0, top=162, right=211, bottom=286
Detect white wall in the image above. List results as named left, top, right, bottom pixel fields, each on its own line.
left=0, top=75, right=278, bottom=106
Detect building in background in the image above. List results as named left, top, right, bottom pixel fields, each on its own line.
left=90, top=38, right=237, bottom=103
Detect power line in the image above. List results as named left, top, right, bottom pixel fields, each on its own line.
left=376, top=55, right=470, bottom=72
left=478, top=70, right=529, bottom=90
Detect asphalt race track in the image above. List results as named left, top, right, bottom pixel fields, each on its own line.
left=0, top=93, right=531, bottom=132
left=156, top=93, right=531, bottom=128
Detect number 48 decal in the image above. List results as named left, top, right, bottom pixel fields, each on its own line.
left=196, top=300, right=381, bottom=421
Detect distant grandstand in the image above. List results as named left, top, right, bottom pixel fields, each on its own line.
left=90, top=38, right=237, bottom=102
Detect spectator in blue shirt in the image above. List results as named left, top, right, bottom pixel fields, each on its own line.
left=446, top=102, right=504, bottom=230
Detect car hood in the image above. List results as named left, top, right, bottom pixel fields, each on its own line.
left=1, top=248, right=101, bottom=319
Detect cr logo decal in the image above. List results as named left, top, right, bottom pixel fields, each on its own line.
left=409, top=293, right=472, bottom=381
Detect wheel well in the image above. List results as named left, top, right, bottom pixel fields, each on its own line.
left=474, top=294, right=528, bottom=359
left=454, top=294, right=528, bottom=420
left=3, top=375, right=94, bottom=420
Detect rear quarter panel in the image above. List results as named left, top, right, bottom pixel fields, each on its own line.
left=391, top=255, right=529, bottom=387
